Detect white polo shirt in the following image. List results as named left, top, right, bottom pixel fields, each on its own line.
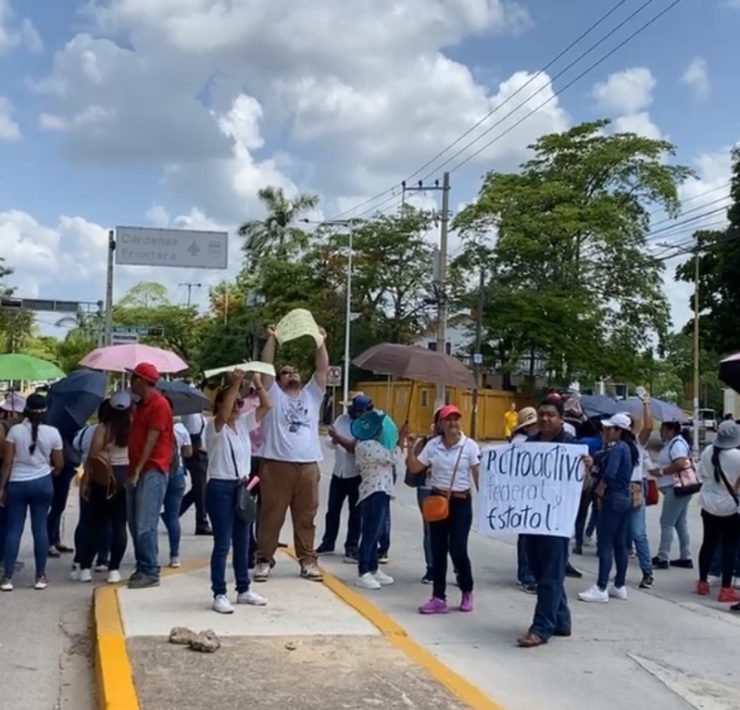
left=7, top=421, right=63, bottom=482
left=417, top=435, right=480, bottom=492
left=657, top=435, right=690, bottom=489
left=173, top=422, right=192, bottom=469
left=328, top=414, right=360, bottom=479
left=205, top=411, right=258, bottom=481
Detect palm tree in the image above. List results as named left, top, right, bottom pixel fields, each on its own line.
left=238, top=187, right=319, bottom=269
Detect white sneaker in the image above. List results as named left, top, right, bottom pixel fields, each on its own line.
left=0, top=577, right=13, bottom=592
left=609, top=584, right=628, bottom=600
left=579, top=585, right=609, bottom=603
left=373, top=569, right=395, bottom=585
left=253, top=562, right=270, bottom=582
left=79, top=569, right=93, bottom=583
left=34, top=576, right=49, bottom=590
left=356, top=572, right=381, bottom=590
left=70, top=564, right=81, bottom=581
left=212, top=594, right=235, bottom=614
left=237, top=590, right=268, bottom=606
left=300, top=562, right=323, bottom=582
left=169, top=558, right=181, bottom=569
left=107, top=570, right=122, bottom=584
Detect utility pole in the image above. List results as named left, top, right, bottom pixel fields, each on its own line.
left=470, top=266, right=485, bottom=439
left=692, top=247, right=700, bottom=456
left=179, top=282, right=202, bottom=307
left=104, top=229, right=115, bottom=346
left=402, top=172, right=451, bottom=407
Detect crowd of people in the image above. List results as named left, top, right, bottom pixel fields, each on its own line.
left=2, top=328, right=740, bottom=642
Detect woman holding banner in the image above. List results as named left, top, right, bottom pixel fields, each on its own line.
left=406, top=405, right=481, bottom=614
left=579, top=413, right=637, bottom=604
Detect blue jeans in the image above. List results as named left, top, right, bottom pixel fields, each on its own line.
left=378, top=497, right=391, bottom=556
left=629, top=495, right=653, bottom=575
left=517, top=534, right=535, bottom=584
left=206, top=479, right=250, bottom=597
left=162, top=469, right=186, bottom=559
left=597, top=495, right=631, bottom=589
left=126, top=469, right=168, bottom=579
left=358, top=492, right=389, bottom=576
left=319, top=475, right=361, bottom=555
left=416, top=488, right=433, bottom=571
left=3, top=474, right=54, bottom=578
left=526, top=535, right=570, bottom=640
left=657, top=487, right=691, bottom=561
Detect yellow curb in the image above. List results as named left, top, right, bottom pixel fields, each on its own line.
left=92, top=559, right=208, bottom=710
left=284, top=548, right=504, bottom=710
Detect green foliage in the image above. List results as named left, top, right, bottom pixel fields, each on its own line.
left=0, top=258, right=34, bottom=353
left=452, top=120, right=692, bottom=384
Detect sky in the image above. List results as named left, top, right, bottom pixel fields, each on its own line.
left=0, top=0, right=738, bottom=338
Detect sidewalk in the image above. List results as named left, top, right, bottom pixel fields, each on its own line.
left=95, top=551, right=498, bottom=710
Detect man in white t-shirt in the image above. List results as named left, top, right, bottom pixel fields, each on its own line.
left=179, top=412, right=211, bottom=535
left=253, top=323, right=329, bottom=583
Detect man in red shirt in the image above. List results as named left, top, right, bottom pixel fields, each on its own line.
left=127, top=362, right=173, bottom=589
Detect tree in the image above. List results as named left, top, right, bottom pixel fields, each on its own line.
left=238, top=187, right=319, bottom=270
left=0, top=257, right=34, bottom=353
left=453, top=120, right=692, bottom=385
left=675, top=147, right=740, bottom=358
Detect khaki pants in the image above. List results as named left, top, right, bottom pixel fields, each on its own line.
left=256, top=459, right=320, bottom=565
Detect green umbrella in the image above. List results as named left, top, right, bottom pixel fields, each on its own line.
left=0, top=353, right=65, bottom=381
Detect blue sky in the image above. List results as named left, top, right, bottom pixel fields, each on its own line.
left=0, top=0, right=738, bottom=334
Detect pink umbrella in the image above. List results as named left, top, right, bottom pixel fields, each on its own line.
left=79, top=344, right=188, bottom=374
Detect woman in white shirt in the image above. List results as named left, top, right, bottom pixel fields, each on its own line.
left=696, top=420, right=740, bottom=602
left=77, top=391, right=131, bottom=584
left=406, top=404, right=481, bottom=614
left=649, top=420, right=693, bottom=569
left=206, top=370, right=270, bottom=614
left=0, top=394, right=63, bottom=591
left=351, top=409, right=400, bottom=590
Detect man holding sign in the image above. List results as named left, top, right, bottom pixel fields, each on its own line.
left=479, top=396, right=591, bottom=648
left=253, top=321, right=329, bottom=583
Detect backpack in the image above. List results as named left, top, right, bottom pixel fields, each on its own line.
left=189, top=417, right=206, bottom=453
left=86, top=431, right=117, bottom=499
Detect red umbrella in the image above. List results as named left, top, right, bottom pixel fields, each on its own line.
left=352, top=343, right=475, bottom=389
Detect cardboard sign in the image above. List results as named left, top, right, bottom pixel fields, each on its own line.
left=203, top=362, right=276, bottom=379
left=478, top=442, right=588, bottom=539
left=275, top=309, right=323, bottom=346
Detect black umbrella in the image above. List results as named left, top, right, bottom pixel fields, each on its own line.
left=157, top=379, right=209, bottom=416
left=46, top=368, right=107, bottom=441
left=720, top=352, right=740, bottom=394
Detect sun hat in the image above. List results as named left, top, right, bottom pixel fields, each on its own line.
left=110, top=390, right=132, bottom=411
left=600, top=412, right=632, bottom=432
left=0, top=393, right=26, bottom=413
left=350, top=410, right=386, bottom=441
left=129, top=362, right=159, bottom=385
left=513, top=406, right=537, bottom=432
left=714, top=420, right=740, bottom=450
left=437, top=404, right=462, bottom=420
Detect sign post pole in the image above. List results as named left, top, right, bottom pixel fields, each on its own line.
left=104, top=229, right=115, bottom=346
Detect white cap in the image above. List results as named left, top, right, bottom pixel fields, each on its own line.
left=601, top=412, right=632, bottom=432
left=0, top=393, right=26, bottom=413
left=110, top=390, right=132, bottom=411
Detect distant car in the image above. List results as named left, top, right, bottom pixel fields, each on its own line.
left=698, top=408, right=717, bottom=431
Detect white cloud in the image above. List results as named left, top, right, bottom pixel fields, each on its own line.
left=592, top=67, right=656, bottom=114
left=613, top=112, right=663, bottom=140
left=0, top=96, right=20, bottom=140
left=681, top=57, right=710, bottom=101
left=723, top=0, right=740, bottom=8
left=145, top=204, right=170, bottom=227
left=0, top=0, right=42, bottom=54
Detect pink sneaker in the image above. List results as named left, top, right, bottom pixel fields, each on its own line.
left=418, top=597, right=448, bottom=614
left=460, top=591, right=473, bottom=612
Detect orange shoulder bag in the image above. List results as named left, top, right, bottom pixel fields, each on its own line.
left=421, top=440, right=466, bottom=523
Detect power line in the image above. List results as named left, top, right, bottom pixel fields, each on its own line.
left=328, top=0, right=659, bottom=222
left=644, top=205, right=729, bottom=242
left=647, top=180, right=731, bottom=219
left=445, top=0, right=682, bottom=175
left=648, top=194, right=731, bottom=230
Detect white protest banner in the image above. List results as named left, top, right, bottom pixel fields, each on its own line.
left=478, top=442, right=588, bottom=539
left=203, top=362, right=276, bottom=379
left=275, top=309, right=323, bottom=347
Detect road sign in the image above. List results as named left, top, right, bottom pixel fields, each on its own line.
left=472, top=353, right=483, bottom=365
left=327, top=366, right=342, bottom=387
left=115, top=226, right=228, bottom=269
left=112, top=325, right=163, bottom=337
left=111, top=330, right=139, bottom=345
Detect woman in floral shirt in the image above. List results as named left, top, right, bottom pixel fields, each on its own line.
left=351, top=410, right=401, bottom=590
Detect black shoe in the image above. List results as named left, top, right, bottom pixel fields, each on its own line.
left=565, top=562, right=583, bottom=579
left=128, top=575, right=160, bottom=589
left=730, top=602, right=740, bottom=613
left=315, top=544, right=334, bottom=555
left=554, top=626, right=572, bottom=637
left=421, top=571, right=433, bottom=585
left=670, top=558, right=694, bottom=570
left=195, top=526, right=213, bottom=536
left=639, top=573, right=654, bottom=589
left=573, top=545, right=583, bottom=555
left=652, top=557, right=670, bottom=570
left=523, top=583, right=538, bottom=594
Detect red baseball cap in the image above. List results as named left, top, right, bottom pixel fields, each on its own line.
left=438, top=404, right=462, bottom=420
left=130, top=362, right=160, bottom=385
